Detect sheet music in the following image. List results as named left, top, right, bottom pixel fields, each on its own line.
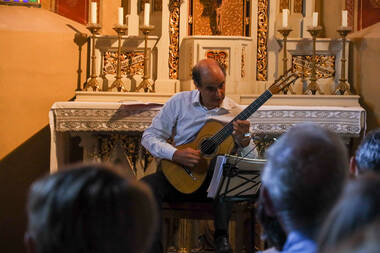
left=207, top=155, right=227, bottom=198
left=207, top=155, right=265, bottom=199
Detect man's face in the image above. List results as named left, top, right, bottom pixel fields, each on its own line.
left=197, top=64, right=226, bottom=110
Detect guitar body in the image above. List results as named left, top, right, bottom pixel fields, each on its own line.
left=161, top=120, right=235, bottom=194
left=159, top=68, right=300, bottom=193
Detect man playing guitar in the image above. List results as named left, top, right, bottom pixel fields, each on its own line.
left=141, top=58, right=253, bottom=253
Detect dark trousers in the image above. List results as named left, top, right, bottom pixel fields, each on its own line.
left=142, top=169, right=231, bottom=253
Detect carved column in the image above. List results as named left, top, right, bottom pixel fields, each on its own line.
left=153, top=0, right=181, bottom=93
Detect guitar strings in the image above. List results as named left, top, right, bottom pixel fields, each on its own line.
left=200, top=91, right=271, bottom=152
left=200, top=90, right=272, bottom=152
left=200, top=71, right=298, bottom=153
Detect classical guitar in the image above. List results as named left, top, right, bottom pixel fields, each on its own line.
left=161, top=68, right=299, bottom=194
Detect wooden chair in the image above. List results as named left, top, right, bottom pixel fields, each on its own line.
left=162, top=200, right=257, bottom=253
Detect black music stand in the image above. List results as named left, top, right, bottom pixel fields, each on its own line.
left=207, top=155, right=265, bottom=202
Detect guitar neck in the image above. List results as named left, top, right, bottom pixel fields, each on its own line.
left=212, top=90, right=273, bottom=145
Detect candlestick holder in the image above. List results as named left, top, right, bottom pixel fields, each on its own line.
left=335, top=26, right=352, bottom=95
left=278, top=27, right=295, bottom=94
left=108, top=25, right=128, bottom=92
left=136, top=25, right=155, bottom=92
left=305, top=26, right=323, bottom=95
left=85, top=23, right=102, bottom=91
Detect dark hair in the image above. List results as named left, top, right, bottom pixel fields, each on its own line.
left=355, top=129, right=380, bottom=174
left=318, top=173, right=380, bottom=251
left=26, top=163, right=157, bottom=253
left=256, top=197, right=287, bottom=250
left=320, top=217, right=380, bottom=253
left=262, top=123, right=348, bottom=238
left=192, top=59, right=226, bottom=87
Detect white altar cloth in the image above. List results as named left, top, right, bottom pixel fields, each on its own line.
left=49, top=101, right=366, bottom=172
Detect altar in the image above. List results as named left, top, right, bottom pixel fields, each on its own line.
left=49, top=95, right=365, bottom=176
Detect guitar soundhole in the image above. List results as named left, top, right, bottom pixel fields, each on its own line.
left=200, top=138, right=217, bottom=155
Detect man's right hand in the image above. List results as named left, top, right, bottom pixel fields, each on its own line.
left=173, top=148, right=201, bottom=168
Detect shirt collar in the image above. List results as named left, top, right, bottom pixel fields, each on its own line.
left=282, top=231, right=317, bottom=252
left=191, top=90, right=234, bottom=112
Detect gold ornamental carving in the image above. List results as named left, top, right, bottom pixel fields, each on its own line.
left=292, top=55, right=335, bottom=79
left=169, top=0, right=180, bottom=79
left=294, top=0, right=303, bottom=13
left=256, top=0, right=269, bottom=81
left=241, top=47, right=246, bottom=78
left=103, top=51, right=144, bottom=76
left=280, top=0, right=289, bottom=10
left=97, top=133, right=152, bottom=171
left=205, top=50, right=229, bottom=71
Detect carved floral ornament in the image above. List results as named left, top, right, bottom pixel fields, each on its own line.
left=256, top=0, right=269, bottom=81
left=103, top=51, right=144, bottom=76
left=52, top=106, right=363, bottom=137
left=205, top=50, right=229, bottom=70
left=169, top=0, right=180, bottom=79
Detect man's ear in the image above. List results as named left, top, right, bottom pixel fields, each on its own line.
left=24, top=232, right=36, bottom=253
left=260, top=186, right=276, bottom=217
left=349, top=156, right=358, bottom=177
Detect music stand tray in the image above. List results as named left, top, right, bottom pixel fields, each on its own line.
left=207, top=155, right=265, bottom=201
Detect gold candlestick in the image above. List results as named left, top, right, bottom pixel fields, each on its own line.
left=335, top=26, right=352, bottom=95
left=85, top=23, right=101, bottom=91
left=109, top=24, right=128, bottom=92
left=136, top=25, right=155, bottom=92
left=305, top=26, right=323, bottom=95
left=278, top=27, right=295, bottom=94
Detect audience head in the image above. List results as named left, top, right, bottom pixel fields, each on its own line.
left=320, top=217, right=380, bottom=253
left=256, top=198, right=287, bottom=250
left=260, top=123, right=348, bottom=239
left=351, top=129, right=380, bottom=176
left=318, top=172, right=380, bottom=251
left=25, top=163, right=157, bottom=253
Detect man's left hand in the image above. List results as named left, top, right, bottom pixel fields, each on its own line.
left=233, top=120, right=251, bottom=148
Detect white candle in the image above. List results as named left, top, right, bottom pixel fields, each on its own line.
left=342, top=10, right=348, bottom=27
left=312, top=12, right=318, bottom=27
left=144, top=3, right=150, bottom=26
left=118, top=7, right=124, bottom=25
left=282, top=9, right=289, bottom=27
left=90, top=2, right=97, bottom=24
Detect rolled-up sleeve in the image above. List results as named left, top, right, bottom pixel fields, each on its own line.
left=141, top=100, right=178, bottom=160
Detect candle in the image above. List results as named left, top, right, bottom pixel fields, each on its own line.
left=342, top=10, right=348, bottom=27
left=312, top=12, right=318, bottom=27
left=118, top=7, right=124, bottom=25
left=282, top=9, right=289, bottom=28
left=90, top=2, right=97, bottom=24
left=144, top=3, right=150, bottom=26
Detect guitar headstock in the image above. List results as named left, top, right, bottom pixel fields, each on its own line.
left=268, top=69, right=298, bottom=94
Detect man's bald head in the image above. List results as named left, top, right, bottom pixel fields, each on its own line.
left=192, top=58, right=226, bottom=87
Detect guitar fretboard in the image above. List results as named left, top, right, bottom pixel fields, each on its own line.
left=211, top=90, right=273, bottom=146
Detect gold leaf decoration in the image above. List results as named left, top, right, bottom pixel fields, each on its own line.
left=103, top=51, right=144, bottom=76
left=256, top=0, right=268, bottom=81
left=205, top=50, right=229, bottom=71
left=169, top=0, right=180, bottom=79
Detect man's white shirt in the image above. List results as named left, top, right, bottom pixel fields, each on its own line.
left=141, top=90, right=256, bottom=161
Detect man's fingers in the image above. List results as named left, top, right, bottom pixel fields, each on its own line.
left=173, top=148, right=201, bottom=167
